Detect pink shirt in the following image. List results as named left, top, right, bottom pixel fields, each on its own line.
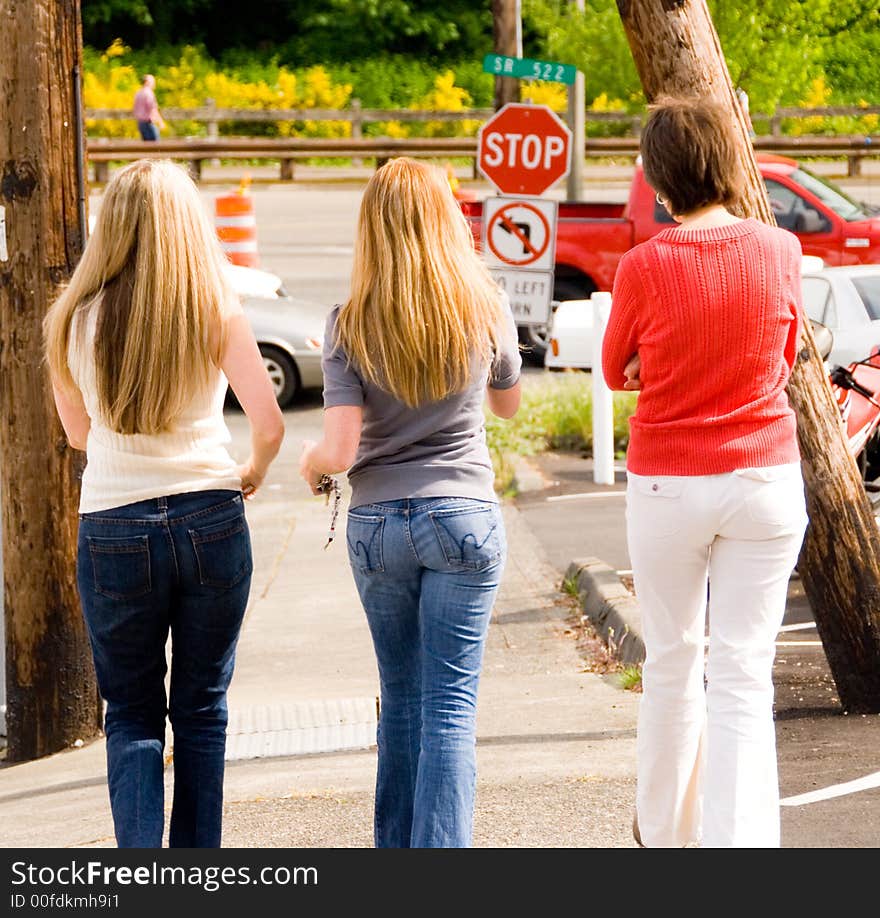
left=133, top=87, right=158, bottom=122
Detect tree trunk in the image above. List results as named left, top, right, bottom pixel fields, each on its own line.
left=0, top=0, right=102, bottom=759
left=492, top=0, right=520, bottom=110
left=616, top=0, right=880, bottom=712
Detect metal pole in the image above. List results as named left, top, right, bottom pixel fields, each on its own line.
left=591, top=292, right=615, bottom=486
left=515, top=0, right=522, bottom=56
left=566, top=0, right=585, bottom=202
left=73, top=64, right=87, bottom=246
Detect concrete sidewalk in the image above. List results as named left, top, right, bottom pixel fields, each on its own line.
left=0, top=418, right=640, bottom=848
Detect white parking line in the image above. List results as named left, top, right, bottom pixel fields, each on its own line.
left=546, top=491, right=627, bottom=502
left=778, top=622, right=818, bottom=633
left=780, top=771, right=880, bottom=806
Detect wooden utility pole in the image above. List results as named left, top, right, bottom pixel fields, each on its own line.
left=615, top=0, right=880, bottom=712
left=492, top=0, right=521, bottom=109
left=0, top=0, right=102, bottom=759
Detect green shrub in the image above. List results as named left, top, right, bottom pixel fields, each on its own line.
left=485, top=372, right=638, bottom=493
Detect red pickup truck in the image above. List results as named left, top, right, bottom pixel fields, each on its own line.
left=461, top=154, right=880, bottom=356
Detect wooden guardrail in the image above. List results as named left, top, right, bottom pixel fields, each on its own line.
left=86, top=133, right=880, bottom=183
left=85, top=102, right=880, bottom=180
left=87, top=136, right=484, bottom=182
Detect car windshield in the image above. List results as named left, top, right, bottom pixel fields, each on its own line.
left=852, top=276, right=880, bottom=321
left=791, top=168, right=868, bottom=222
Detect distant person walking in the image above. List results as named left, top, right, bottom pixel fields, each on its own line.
left=44, top=160, right=284, bottom=847
left=736, top=86, right=756, bottom=139
left=602, top=97, right=807, bottom=848
left=300, top=158, right=521, bottom=848
left=133, top=74, right=165, bottom=141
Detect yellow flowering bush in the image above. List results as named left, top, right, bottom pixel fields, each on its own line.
left=415, top=71, right=480, bottom=137
left=787, top=77, right=880, bottom=136
left=83, top=43, right=352, bottom=138
left=523, top=81, right=567, bottom=111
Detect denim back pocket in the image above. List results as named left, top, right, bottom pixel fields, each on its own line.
left=188, top=515, right=252, bottom=589
left=346, top=512, right=385, bottom=574
left=87, top=535, right=152, bottom=600
left=429, top=504, right=504, bottom=572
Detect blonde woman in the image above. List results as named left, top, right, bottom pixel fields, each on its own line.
left=44, top=160, right=284, bottom=848
left=300, top=158, right=521, bottom=848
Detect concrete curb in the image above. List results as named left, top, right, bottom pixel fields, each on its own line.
left=565, top=557, right=645, bottom=666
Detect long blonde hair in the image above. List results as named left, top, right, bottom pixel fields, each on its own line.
left=44, top=159, right=234, bottom=435
left=335, top=157, right=504, bottom=407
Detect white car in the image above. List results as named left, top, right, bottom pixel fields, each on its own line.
left=801, top=264, right=880, bottom=368
left=545, top=256, right=828, bottom=371
left=226, top=264, right=326, bottom=408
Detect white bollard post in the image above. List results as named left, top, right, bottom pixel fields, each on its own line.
left=591, top=291, right=615, bottom=486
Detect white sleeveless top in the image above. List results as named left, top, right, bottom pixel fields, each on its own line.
left=70, top=310, right=241, bottom=514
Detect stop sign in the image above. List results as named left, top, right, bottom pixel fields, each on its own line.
left=478, top=103, right=572, bottom=196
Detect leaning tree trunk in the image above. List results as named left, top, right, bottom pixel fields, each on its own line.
left=0, top=0, right=102, bottom=759
left=616, top=0, right=880, bottom=712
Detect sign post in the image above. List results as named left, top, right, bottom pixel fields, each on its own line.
left=591, top=292, right=615, bottom=486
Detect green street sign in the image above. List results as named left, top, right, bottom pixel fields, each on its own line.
left=483, top=54, right=577, bottom=85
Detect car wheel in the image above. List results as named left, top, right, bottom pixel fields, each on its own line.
left=260, top=344, right=299, bottom=408
left=518, top=276, right=597, bottom=365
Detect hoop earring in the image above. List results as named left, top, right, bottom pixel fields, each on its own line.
left=656, top=191, right=669, bottom=207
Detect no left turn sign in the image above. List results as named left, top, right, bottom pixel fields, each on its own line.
left=482, top=197, right=558, bottom=272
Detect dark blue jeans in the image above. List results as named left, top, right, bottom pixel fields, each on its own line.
left=77, top=490, right=252, bottom=848
left=347, top=497, right=506, bottom=848
left=137, top=120, right=160, bottom=141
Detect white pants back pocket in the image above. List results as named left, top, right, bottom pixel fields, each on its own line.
left=626, top=474, right=686, bottom=538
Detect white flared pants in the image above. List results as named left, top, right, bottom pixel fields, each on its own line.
left=626, top=464, right=808, bottom=848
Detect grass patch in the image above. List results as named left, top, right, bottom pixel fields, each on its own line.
left=617, top=664, right=643, bottom=692
left=486, top=371, right=638, bottom=492
left=562, top=575, right=581, bottom=598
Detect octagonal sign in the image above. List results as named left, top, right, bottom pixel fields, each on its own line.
left=478, top=103, right=573, bottom=197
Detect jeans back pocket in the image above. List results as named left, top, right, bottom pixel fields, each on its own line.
left=87, top=535, right=152, bottom=600
left=346, top=512, right=385, bottom=575
left=429, top=504, right=504, bottom=572
left=189, top=515, right=253, bottom=589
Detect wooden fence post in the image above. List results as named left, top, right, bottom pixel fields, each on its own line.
left=351, top=98, right=363, bottom=169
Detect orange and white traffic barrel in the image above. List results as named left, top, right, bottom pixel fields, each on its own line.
left=215, top=175, right=259, bottom=267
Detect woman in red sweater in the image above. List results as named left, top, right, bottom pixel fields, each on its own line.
left=603, top=97, right=807, bottom=848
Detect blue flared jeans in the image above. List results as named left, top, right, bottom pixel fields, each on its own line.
left=347, top=497, right=506, bottom=848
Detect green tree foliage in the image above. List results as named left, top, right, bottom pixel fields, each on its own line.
left=710, top=0, right=879, bottom=109
left=524, top=0, right=880, bottom=110
left=82, top=0, right=880, bottom=108
left=523, top=0, right=641, bottom=104
left=81, top=0, right=493, bottom=62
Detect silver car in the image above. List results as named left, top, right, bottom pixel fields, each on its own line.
left=227, top=265, right=326, bottom=407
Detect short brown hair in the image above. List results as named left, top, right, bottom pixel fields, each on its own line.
left=640, top=96, right=744, bottom=216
